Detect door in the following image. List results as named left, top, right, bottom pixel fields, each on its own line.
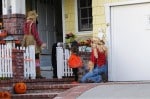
left=35, top=0, right=63, bottom=78
left=37, top=0, right=55, bottom=54
left=109, top=3, right=150, bottom=81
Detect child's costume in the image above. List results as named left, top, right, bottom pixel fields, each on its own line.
left=68, top=53, right=82, bottom=68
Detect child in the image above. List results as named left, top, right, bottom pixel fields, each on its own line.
left=68, top=46, right=82, bottom=83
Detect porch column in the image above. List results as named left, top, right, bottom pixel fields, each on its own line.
left=2, top=0, right=25, bottom=37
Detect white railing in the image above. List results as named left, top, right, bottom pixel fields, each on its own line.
left=56, top=47, right=73, bottom=79
left=0, top=45, right=36, bottom=79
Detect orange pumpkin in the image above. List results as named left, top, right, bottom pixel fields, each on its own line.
left=0, top=91, right=11, bottom=99
left=0, top=92, right=3, bottom=97
left=14, top=82, right=27, bottom=94
left=3, top=91, right=11, bottom=99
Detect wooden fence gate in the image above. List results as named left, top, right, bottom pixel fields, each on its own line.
left=56, top=47, right=73, bottom=79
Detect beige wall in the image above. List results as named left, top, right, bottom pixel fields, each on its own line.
left=64, top=0, right=75, bottom=34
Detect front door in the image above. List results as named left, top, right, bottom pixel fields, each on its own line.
left=36, top=0, right=63, bottom=78
left=37, top=0, right=55, bottom=54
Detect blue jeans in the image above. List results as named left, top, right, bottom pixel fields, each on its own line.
left=80, top=64, right=107, bottom=83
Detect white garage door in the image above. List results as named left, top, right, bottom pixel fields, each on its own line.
left=109, top=3, right=150, bottom=81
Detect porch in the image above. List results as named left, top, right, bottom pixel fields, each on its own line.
left=0, top=44, right=91, bottom=99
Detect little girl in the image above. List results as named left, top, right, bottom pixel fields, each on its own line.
left=68, top=46, right=82, bottom=83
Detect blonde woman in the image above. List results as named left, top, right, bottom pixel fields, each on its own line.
left=80, top=37, right=107, bottom=83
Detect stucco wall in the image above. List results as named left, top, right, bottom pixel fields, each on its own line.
left=64, top=0, right=127, bottom=39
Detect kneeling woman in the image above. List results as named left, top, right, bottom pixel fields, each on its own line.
left=80, top=38, right=107, bottom=83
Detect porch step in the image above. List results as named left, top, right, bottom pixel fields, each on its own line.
left=12, top=92, right=58, bottom=99
left=11, top=78, right=78, bottom=99
left=0, top=78, right=75, bottom=93
left=12, top=84, right=79, bottom=99
left=26, top=84, right=77, bottom=93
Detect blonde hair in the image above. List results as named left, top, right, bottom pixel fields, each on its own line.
left=27, top=10, right=38, bottom=22
left=91, top=37, right=106, bottom=58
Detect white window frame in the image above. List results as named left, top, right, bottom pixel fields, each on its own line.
left=75, top=0, right=93, bottom=35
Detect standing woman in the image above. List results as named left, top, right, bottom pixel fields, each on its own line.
left=22, top=10, right=46, bottom=78
left=80, top=37, right=107, bottom=83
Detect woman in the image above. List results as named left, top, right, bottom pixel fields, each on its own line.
left=80, top=37, right=107, bottom=83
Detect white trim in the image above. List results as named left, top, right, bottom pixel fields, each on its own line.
left=105, top=0, right=150, bottom=7
left=2, top=0, right=7, bottom=15
left=105, top=5, right=112, bottom=81
left=62, top=0, right=65, bottom=43
left=74, top=0, right=78, bottom=34
left=105, top=0, right=150, bottom=81
left=74, top=0, right=93, bottom=35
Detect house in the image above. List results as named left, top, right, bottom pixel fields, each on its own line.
left=0, top=0, right=150, bottom=81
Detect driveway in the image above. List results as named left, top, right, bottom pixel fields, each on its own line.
left=77, top=82, right=150, bottom=99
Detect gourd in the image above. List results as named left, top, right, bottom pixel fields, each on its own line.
left=14, top=82, right=27, bottom=94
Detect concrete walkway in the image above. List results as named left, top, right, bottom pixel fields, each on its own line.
left=54, top=82, right=150, bottom=99
left=77, top=82, right=150, bottom=99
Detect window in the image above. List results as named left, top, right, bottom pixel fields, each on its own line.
left=78, top=0, right=92, bottom=31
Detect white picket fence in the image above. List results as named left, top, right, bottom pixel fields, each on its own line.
left=0, top=45, right=12, bottom=78
left=56, top=47, right=73, bottom=79
left=0, top=45, right=36, bottom=79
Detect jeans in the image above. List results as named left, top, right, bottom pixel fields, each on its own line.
left=80, top=64, right=107, bottom=83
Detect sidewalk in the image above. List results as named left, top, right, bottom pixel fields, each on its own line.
left=54, top=82, right=150, bottom=99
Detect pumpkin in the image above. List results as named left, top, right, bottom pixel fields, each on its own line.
left=0, top=91, right=11, bottom=99
left=14, top=82, right=27, bottom=94
left=0, top=92, right=3, bottom=97
left=3, top=91, right=11, bottom=99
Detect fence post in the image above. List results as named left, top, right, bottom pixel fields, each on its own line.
left=56, top=47, right=64, bottom=79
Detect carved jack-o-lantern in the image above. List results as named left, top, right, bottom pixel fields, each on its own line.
left=14, top=82, right=27, bottom=94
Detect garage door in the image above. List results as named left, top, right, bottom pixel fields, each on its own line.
left=109, top=3, right=150, bottom=81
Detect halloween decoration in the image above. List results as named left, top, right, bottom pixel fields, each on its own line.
left=0, top=91, right=11, bottom=99
left=14, top=82, right=27, bottom=94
